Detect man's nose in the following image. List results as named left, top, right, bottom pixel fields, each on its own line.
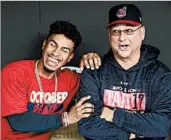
left=119, top=31, right=127, bottom=41
left=52, top=47, right=60, bottom=56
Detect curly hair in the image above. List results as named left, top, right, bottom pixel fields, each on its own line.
left=47, top=20, right=82, bottom=52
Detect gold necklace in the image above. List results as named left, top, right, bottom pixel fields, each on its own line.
left=34, top=60, right=58, bottom=96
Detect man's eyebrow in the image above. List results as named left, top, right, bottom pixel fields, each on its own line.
left=48, top=39, right=57, bottom=45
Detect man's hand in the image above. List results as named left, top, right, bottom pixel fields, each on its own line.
left=68, top=96, right=94, bottom=125
left=129, top=133, right=136, bottom=139
left=80, top=52, right=101, bottom=72
left=100, top=107, right=115, bottom=122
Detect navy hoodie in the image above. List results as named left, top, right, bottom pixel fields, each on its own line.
left=78, top=44, right=171, bottom=140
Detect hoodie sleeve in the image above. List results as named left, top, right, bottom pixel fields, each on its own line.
left=78, top=69, right=129, bottom=140
left=113, top=73, right=171, bottom=138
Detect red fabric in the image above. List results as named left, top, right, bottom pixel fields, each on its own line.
left=1, top=60, right=80, bottom=140
left=106, top=19, right=140, bottom=27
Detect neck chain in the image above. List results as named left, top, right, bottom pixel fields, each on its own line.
left=34, top=60, right=58, bottom=93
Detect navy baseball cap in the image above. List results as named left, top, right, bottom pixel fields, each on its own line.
left=107, top=4, right=143, bottom=27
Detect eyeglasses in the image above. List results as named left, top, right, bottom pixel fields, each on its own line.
left=110, top=25, right=143, bottom=36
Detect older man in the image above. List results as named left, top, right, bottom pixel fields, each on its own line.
left=78, top=4, right=171, bottom=140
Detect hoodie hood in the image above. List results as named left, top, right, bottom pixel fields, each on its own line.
left=105, top=44, right=160, bottom=71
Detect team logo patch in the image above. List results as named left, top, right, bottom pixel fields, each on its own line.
left=116, top=6, right=127, bottom=18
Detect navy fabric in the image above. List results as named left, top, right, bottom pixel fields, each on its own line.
left=109, top=4, right=142, bottom=24
left=78, top=44, right=171, bottom=140
left=7, top=102, right=63, bottom=132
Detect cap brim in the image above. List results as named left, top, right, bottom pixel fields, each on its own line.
left=106, top=20, right=140, bottom=28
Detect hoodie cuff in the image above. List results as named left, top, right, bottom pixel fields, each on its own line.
left=113, top=108, right=127, bottom=128
left=94, top=103, right=103, bottom=116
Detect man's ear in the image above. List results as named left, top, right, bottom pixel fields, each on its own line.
left=67, top=53, right=74, bottom=62
left=42, top=40, right=47, bottom=50
left=140, top=26, right=145, bottom=40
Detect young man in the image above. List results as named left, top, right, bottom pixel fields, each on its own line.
left=1, top=20, right=100, bottom=140
left=78, top=4, right=171, bottom=140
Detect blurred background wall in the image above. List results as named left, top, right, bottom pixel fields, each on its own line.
left=1, top=1, right=171, bottom=69
left=1, top=1, right=171, bottom=140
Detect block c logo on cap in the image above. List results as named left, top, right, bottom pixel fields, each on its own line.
left=116, top=6, right=127, bottom=18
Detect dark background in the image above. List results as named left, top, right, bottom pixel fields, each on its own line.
left=1, top=2, right=171, bottom=139
left=1, top=1, right=171, bottom=69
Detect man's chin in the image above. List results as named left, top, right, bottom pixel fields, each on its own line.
left=44, top=66, right=57, bottom=73
left=118, top=52, right=131, bottom=58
